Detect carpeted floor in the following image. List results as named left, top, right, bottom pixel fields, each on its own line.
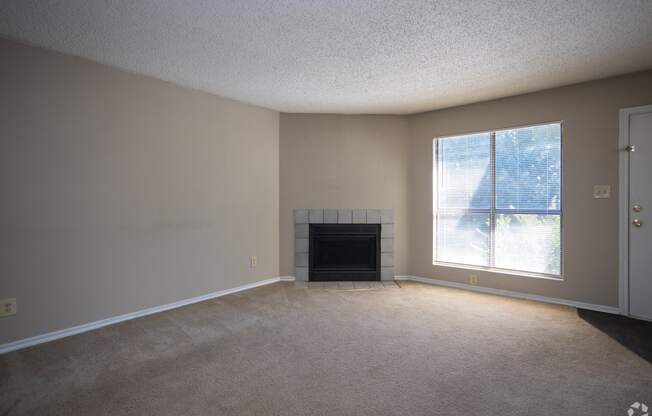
left=1, top=281, right=651, bottom=415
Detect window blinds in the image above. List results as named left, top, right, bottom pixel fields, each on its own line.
left=434, top=123, right=562, bottom=276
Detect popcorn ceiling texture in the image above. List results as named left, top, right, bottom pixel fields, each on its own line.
left=1, top=0, right=651, bottom=114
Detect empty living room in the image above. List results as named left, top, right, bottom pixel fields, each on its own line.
left=2, top=1, right=652, bottom=415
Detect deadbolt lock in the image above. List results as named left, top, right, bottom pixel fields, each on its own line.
left=633, top=219, right=643, bottom=227
left=623, top=144, right=636, bottom=152
left=633, top=204, right=643, bottom=212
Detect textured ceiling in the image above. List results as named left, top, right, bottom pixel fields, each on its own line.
left=1, top=0, right=652, bottom=114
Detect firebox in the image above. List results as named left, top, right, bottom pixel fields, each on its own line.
left=309, top=224, right=381, bottom=281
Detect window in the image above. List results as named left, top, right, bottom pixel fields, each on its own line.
left=433, top=122, right=562, bottom=277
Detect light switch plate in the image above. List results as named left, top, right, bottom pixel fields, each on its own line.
left=593, top=185, right=611, bottom=199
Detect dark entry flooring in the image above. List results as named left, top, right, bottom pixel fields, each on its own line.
left=578, top=308, right=652, bottom=363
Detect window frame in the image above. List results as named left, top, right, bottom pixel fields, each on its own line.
left=432, top=121, right=564, bottom=280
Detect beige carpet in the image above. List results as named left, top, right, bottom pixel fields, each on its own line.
left=1, top=281, right=651, bottom=415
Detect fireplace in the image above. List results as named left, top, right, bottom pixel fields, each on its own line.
left=309, top=224, right=380, bottom=281
left=294, top=208, right=393, bottom=282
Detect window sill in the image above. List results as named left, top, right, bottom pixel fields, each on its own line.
left=432, top=261, right=563, bottom=281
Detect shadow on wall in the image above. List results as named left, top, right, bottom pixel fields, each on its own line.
left=577, top=309, right=652, bottom=364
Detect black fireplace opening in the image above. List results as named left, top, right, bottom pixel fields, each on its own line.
left=309, top=224, right=380, bottom=281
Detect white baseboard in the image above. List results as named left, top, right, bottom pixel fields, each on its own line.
left=0, top=276, right=283, bottom=355
left=2, top=274, right=621, bottom=354
left=395, top=275, right=621, bottom=315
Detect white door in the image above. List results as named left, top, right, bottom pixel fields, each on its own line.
left=624, top=105, right=652, bottom=320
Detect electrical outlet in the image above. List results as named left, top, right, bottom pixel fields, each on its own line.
left=250, top=256, right=257, bottom=268
left=0, top=298, right=16, bottom=317
left=469, top=274, right=478, bottom=285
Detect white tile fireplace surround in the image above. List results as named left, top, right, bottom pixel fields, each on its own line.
left=294, top=209, right=394, bottom=281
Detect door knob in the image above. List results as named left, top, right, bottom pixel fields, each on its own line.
left=633, top=219, right=643, bottom=227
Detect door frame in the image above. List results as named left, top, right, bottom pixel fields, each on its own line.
left=618, top=104, right=652, bottom=316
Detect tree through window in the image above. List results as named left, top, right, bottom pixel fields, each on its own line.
left=433, top=123, right=562, bottom=276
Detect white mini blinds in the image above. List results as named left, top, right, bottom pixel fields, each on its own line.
left=433, top=123, right=562, bottom=277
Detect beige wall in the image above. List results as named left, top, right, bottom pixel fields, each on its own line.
left=408, top=70, right=652, bottom=307
left=279, top=114, right=410, bottom=276
left=279, top=72, right=652, bottom=308
left=0, top=39, right=279, bottom=344
left=2, top=39, right=651, bottom=347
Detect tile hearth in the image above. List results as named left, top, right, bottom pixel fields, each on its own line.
left=294, top=281, right=400, bottom=289
left=294, top=208, right=394, bottom=281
